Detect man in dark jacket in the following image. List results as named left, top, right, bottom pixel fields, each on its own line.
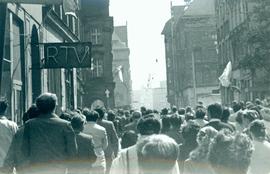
left=95, top=108, right=119, bottom=174
left=22, top=93, right=77, bottom=174
left=204, top=103, right=234, bottom=132
left=70, top=113, right=97, bottom=174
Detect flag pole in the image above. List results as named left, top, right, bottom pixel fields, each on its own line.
left=192, top=49, right=197, bottom=106
left=0, top=3, right=7, bottom=93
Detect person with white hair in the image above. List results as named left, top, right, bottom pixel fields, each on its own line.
left=183, top=126, right=218, bottom=174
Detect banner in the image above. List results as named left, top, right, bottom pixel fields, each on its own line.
left=63, top=0, right=79, bottom=18
left=116, top=65, right=123, bottom=82
left=219, top=61, right=232, bottom=87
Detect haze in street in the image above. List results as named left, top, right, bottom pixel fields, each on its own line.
left=110, top=0, right=185, bottom=90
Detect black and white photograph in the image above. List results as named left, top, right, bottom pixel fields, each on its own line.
left=0, top=0, right=270, bottom=174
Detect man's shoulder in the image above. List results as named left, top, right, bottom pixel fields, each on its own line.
left=95, top=123, right=107, bottom=132
left=77, top=132, right=93, bottom=141
left=98, top=119, right=114, bottom=127
left=27, top=115, right=70, bottom=126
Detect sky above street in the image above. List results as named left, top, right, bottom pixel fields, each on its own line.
left=110, top=0, right=185, bottom=90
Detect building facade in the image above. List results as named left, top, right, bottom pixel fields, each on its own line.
left=80, top=0, right=115, bottom=109
left=0, top=2, right=84, bottom=124
left=112, top=25, right=132, bottom=109
left=215, top=0, right=270, bottom=105
left=162, top=0, right=220, bottom=108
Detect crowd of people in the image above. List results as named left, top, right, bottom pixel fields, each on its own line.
left=0, top=92, right=270, bottom=174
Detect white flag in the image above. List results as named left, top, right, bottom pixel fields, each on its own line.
left=219, top=61, right=232, bottom=87
left=63, top=0, right=78, bottom=18
left=116, top=66, right=123, bottom=82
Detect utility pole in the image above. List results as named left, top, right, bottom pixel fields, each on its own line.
left=191, top=49, right=197, bottom=106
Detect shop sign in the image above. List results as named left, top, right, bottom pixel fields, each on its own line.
left=43, top=42, right=91, bottom=69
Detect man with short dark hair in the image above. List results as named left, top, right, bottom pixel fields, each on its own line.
left=193, top=108, right=208, bottom=127
left=204, top=103, right=234, bottom=131
left=110, top=117, right=180, bottom=174
left=95, top=108, right=119, bottom=174
left=69, top=113, right=96, bottom=174
left=124, top=111, right=141, bottom=133
left=21, top=93, right=77, bottom=174
left=0, top=100, right=18, bottom=167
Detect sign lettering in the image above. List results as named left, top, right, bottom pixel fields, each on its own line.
left=43, top=42, right=92, bottom=69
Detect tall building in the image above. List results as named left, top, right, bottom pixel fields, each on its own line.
left=80, top=0, right=115, bottom=109
left=162, top=0, right=220, bottom=108
left=215, top=0, right=270, bottom=104
left=0, top=2, right=83, bottom=123
left=112, top=25, right=132, bottom=109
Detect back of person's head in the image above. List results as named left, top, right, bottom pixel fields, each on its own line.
left=161, top=116, right=171, bottom=133
left=195, top=105, right=203, bottom=110
left=118, top=109, right=124, bottom=116
left=195, top=108, right=206, bottom=119
left=84, top=110, right=99, bottom=122
left=178, top=108, right=186, bottom=115
left=137, top=134, right=179, bottom=174
left=240, top=101, right=246, bottom=110
left=0, top=99, right=8, bottom=114
left=249, top=120, right=266, bottom=140
left=232, top=103, right=241, bottom=113
left=207, top=103, right=223, bottom=119
left=161, top=108, right=168, bottom=115
left=107, top=110, right=116, bottom=122
left=132, top=111, right=142, bottom=121
left=186, top=106, right=193, bottom=113
left=95, top=108, right=105, bottom=119
left=35, top=93, right=57, bottom=114
left=71, top=113, right=85, bottom=132
left=170, top=114, right=183, bottom=129
left=60, top=111, right=72, bottom=121
left=255, top=98, right=262, bottom=106
left=121, top=130, right=138, bottom=149
left=172, top=106, right=177, bottom=113
left=221, top=107, right=230, bottom=123
left=23, top=104, right=40, bottom=123
left=146, top=109, right=153, bottom=115
left=185, top=112, right=195, bottom=122
left=153, top=110, right=159, bottom=114
left=137, top=117, right=161, bottom=135
left=249, top=106, right=262, bottom=119
left=208, top=129, right=253, bottom=174
left=243, top=110, right=259, bottom=123
left=189, top=126, right=218, bottom=161
left=140, top=106, right=147, bottom=115
left=124, top=110, right=130, bottom=117
left=182, top=122, right=200, bottom=144
left=196, top=126, right=218, bottom=146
